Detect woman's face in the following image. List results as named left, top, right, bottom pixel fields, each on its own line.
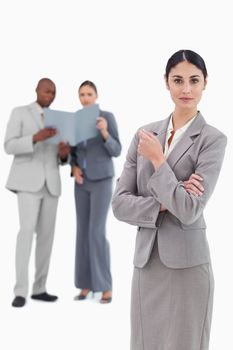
left=166, top=60, right=207, bottom=111
left=79, top=85, right=97, bottom=106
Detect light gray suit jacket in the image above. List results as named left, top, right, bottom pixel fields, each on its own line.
left=4, top=102, right=61, bottom=196
left=112, top=113, right=227, bottom=269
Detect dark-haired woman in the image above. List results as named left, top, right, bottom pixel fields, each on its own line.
left=112, top=50, right=227, bottom=349
left=71, top=81, right=121, bottom=303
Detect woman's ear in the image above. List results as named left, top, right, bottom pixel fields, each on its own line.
left=203, top=79, right=208, bottom=90
left=164, top=75, right=169, bottom=90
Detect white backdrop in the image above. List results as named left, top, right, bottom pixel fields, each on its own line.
left=0, top=1, right=232, bottom=349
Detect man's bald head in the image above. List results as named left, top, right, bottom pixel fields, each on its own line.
left=36, top=78, right=55, bottom=90
left=36, top=78, right=56, bottom=108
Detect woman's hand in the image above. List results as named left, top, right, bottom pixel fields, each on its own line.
left=72, top=166, right=84, bottom=185
left=183, top=173, right=204, bottom=197
left=159, top=204, right=167, bottom=212
left=138, top=129, right=165, bottom=169
left=96, top=116, right=109, bottom=140
left=159, top=173, right=205, bottom=212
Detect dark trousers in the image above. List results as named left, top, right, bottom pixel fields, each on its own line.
left=74, top=176, right=112, bottom=292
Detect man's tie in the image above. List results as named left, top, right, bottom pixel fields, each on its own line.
left=168, top=129, right=175, bottom=147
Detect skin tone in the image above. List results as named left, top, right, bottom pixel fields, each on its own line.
left=33, top=79, right=70, bottom=160
left=73, top=84, right=112, bottom=301
left=137, top=60, right=207, bottom=210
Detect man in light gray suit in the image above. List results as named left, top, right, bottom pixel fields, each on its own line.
left=4, top=78, right=70, bottom=307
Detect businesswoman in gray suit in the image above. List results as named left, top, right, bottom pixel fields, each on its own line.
left=112, top=50, right=227, bottom=349
left=71, top=81, right=121, bottom=303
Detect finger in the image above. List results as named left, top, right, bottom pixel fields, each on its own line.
left=186, top=189, right=199, bottom=197
left=190, top=173, right=203, bottom=181
left=184, top=183, right=203, bottom=195
left=139, top=130, right=151, bottom=141
left=189, top=179, right=204, bottom=191
left=77, top=175, right=84, bottom=184
left=140, top=131, right=155, bottom=142
left=186, top=187, right=204, bottom=196
left=137, top=144, right=143, bottom=155
left=141, top=129, right=155, bottom=139
left=184, top=179, right=204, bottom=191
left=46, top=127, right=57, bottom=132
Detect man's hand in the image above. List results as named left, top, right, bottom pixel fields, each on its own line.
left=33, top=127, right=57, bottom=143
left=58, top=142, right=70, bottom=161
left=72, top=166, right=84, bottom=185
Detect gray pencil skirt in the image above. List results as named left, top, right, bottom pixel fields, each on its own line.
left=131, top=240, right=214, bottom=350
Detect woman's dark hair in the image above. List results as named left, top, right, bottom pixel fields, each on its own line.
left=79, top=80, right=98, bottom=94
left=165, top=50, right=208, bottom=80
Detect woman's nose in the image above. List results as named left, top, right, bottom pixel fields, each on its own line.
left=182, top=82, right=191, bottom=93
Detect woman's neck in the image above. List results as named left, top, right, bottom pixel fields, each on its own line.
left=172, top=108, right=198, bottom=130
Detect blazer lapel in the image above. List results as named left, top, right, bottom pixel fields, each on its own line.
left=29, top=102, right=44, bottom=129
left=166, top=112, right=207, bottom=169
left=152, top=116, right=170, bottom=151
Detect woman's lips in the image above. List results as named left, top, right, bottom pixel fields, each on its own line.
left=179, top=97, right=193, bottom=102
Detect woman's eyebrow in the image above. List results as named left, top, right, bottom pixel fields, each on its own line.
left=171, top=74, right=201, bottom=78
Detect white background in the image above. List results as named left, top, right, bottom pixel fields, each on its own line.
left=0, top=1, right=232, bottom=349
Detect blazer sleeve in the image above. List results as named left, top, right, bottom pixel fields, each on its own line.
left=70, top=146, right=78, bottom=166
left=4, top=107, right=34, bottom=155
left=68, top=146, right=78, bottom=177
left=112, top=131, right=161, bottom=228
left=147, top=130, right=227, bottom=225
left=102, top=112, right=121, bottom=157
left=58, top=154, right=71, bottom=166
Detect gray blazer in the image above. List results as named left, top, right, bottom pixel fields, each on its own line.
left=4, top=102, right=61, bottom=196
left=71, top=110, right=121, bottom=180
left=112, top=113, right=227, bottom=269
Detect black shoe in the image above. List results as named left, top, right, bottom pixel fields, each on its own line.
left=12, top=296, right=26, bottom=307
left=31, top=292, right=58, bottom=302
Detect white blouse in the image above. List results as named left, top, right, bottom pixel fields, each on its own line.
left=164, top=114, right=197, bottom=159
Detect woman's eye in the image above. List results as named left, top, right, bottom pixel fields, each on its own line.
left=174, top=79, right=182, bottom=84
left=190, top=78, right=199, bottom=84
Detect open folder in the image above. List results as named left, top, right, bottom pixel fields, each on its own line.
left=44, top=104, right=100, bottom=146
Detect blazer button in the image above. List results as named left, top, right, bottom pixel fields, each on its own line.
left=144, top=216, right=153, bottom=221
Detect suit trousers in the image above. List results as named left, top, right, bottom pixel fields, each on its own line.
left=74, top=176, right=112, bottom=292
left=131, top=238, right=214, bottom=350
left=14, top=185, right=58, bottom=297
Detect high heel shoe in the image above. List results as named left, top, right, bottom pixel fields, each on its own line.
left=99, top=291, right=112, bottom=304
left=74, top=289, right=92, bottom=301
